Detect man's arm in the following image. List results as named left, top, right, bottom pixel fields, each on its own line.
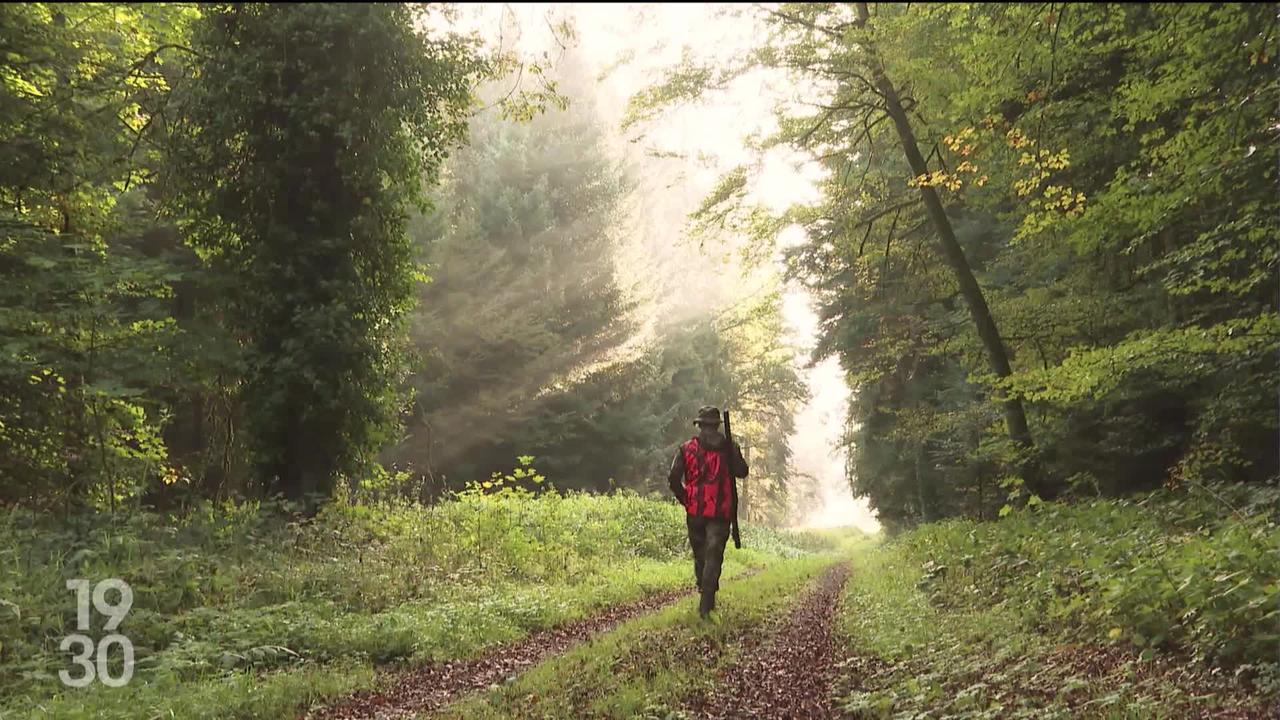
left=668, top=449, right=687, bottom=503
left=730, top=441, right=749, bottom=479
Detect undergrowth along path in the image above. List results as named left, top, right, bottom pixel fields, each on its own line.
left=300, top=586, right=696, bottom=712
left=303, top=567, right=763, bottom=720
left=834, top=533, right=1278, bottom=719
left=685, top=562, right=851, bottom=720
left=303, top=588, right=690, bottom=720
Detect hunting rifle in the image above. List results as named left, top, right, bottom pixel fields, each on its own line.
left=724, top=410, right=742, bottom=549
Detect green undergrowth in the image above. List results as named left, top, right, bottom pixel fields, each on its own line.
left=0, top=490, right=832, bottom=719
left=436, top=539, right=864, bottom=720
left=836, top=486, right=1279, bottom=719
left=907, top=484, right=1280, bottom=669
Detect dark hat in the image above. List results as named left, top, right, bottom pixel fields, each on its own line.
left=694, top=406, right=722, bottom=426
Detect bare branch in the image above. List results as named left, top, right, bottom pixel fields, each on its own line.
left=796, top=107, right=838, bottom=146
left=875, top=206, right=903, bottom=297
left=856, top=197, right=918, bottom=228
left=758, top=5, right=844, bottom=38
left=857, top=215, right=875, bottom=257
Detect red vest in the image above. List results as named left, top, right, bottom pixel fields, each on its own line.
left=680, top=437, right=734, bottom=519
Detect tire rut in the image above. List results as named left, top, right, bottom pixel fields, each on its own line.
left=303, top=567, right=763, bottom=720
left=684, top=562, right=851, bottom=720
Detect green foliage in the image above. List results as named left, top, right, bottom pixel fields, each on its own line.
left=2, top=2, right=805, bottom=516
left=0, top=482, right=825, bottom=718
left=634, top=2, right=1278, bottom=524
left=169, top=4, right=486, bottom=503
left=393, top=47, right=641, bottom=493
left=622, top=57, right=720, bottom=131
left=393, top=49, right=803, bottom=515
left=0, top=218, right=184, bottom=507
left=0, top=3, right=204, bottom=509
left=0, top=4, right=496, bottom=509
left=1004, top=314, right=1279, bottom=407
left=457, top=455, right=548, bottom=499
left=901, top=485, right=1280, bottom=670
left=837, top=494, right=1277, bottom=718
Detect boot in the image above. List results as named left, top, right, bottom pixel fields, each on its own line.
left=698, top=589, right=715, bottom=619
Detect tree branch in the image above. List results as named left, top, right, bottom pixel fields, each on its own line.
left=856, top=197, right=918, bottom=228
left=759, top=6, right=844, bottom=38
left=875, top=206, right=903, bottom=297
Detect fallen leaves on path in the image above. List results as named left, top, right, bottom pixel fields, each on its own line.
left=835, top=622, right=1278, bottom=719
left=685, top=562, right=851, bottom=720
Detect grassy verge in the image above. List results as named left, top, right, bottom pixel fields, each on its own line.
left=835, top=487, right=1279, bottom=719
left=436, top=536, right=867, bottom=720
left=0, top=489, right=832, bottom=720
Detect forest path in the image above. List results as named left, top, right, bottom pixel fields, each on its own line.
left=682, top=562, right=851, bottom=720
left=301, top=566, right=766, bottom=720
left=302, top=587, right=694, bottom=720
left=302, top=588, right=691, bottom=720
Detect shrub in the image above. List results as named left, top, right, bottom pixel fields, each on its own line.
left=895, top=483, right=1280, bottom=669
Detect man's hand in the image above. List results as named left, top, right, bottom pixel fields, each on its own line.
left=668, top=448, right=687, bottom=504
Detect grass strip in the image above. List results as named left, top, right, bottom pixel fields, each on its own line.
left=834, top=542, right=1272, bottom=719
left=435, top=552, right=849, bottom=720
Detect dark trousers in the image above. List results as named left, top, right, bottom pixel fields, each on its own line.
left=687, top=515, right=731, bottom=594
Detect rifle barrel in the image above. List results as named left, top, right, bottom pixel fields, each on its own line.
left=725, top=410, right=742, bottom=549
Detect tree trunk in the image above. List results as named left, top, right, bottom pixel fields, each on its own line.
left=854, top=3, right=1050, bottom=499
left=915, top=441, right=930, bottom=523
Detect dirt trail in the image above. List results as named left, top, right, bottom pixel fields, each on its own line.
left=304, top=567, right=763, bottom=720
left=302, top=589, right=687, bottom=719
left=685, top=562, right=851, bottom=720
left=302, top=588, right=688, bottom=720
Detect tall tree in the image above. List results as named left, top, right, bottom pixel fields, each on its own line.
left=0, top=4, right=198, bottom=510
left=392, top=47, right=804, bottom=503
left=392, top=47, right=652, bottom=492
left=850, top=1, right=1042, bottom=497
left=172, top=3, right=484, bottom=504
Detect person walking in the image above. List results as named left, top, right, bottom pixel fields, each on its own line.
left=668, top=406, right=749, bottom=619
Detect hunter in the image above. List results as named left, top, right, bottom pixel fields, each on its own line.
left=667, top=406, right=749, bottom=619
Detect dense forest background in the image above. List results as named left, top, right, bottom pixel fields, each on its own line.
left=0, top=3, right=803, bottom=524
left=1, top=2, right=1276, bottom=531
left=630, top=2, right=1278, bottom=529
